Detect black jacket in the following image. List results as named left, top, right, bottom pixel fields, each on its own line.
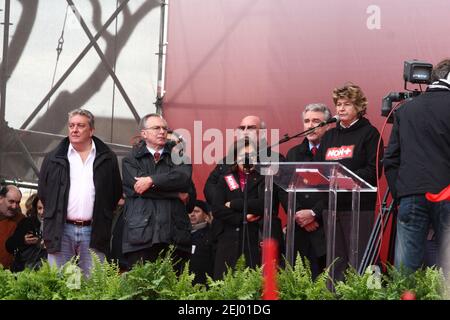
left=285, top=138, right=326, bottom=258
left=312, top=117, right=383, bottom=217
left=285, top=138, right=324, bottom=210
left=203, top=147, right=285, bottom=204
left=5, top=216, right=46, bottom=272
left=189, top=224, right=215, bottom=285
left=210, top=168, right=283, bottom=279
left=384, top=88, right=450, bottom=199
left=121, top=141, right=193, bottom=254
left=5, top=216, right=41, bottom=254
left=38, top=136, right=123, bottom=254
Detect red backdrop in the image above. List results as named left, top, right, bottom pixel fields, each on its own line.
left=163, top=0, right=450, bottom=263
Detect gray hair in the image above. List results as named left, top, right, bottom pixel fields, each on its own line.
left=139, top=113, right=167, bottom=130
left=68, top=108, right=95, bottom=129
left=302, top=103, right=332, bottom=121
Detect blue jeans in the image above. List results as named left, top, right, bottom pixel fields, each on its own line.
left=395, top=194, right=450, bottom=272
left=47, top=223, right=105, bottom=276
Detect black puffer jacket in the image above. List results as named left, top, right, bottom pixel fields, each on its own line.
left=38, top=136, right=123, bottom=254
left=121, top=141, right=193, bottom=254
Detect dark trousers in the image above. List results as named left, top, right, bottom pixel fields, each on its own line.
left=323, top=210, right=374, bottom=281
left=125, top=243, right=190, bottom=275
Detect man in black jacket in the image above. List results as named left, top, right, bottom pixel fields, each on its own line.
left=38, top=109, right=122, bottom=275
left=189, top=200, right=214, bottom=284
left=121, top=113, right=194, bottom=272
left=203, top=115, right=284, bottom=261
left=384, top=58, right=450, bottom=273
left=285, top=103, right=332, bottom=277
left=203, top=115, right=283, bottom=204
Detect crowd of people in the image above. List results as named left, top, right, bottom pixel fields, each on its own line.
left=1, top=58, right=449, bottom=284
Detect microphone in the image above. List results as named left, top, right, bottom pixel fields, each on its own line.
left=319, top=115, right=340, bottom=127
left=242, top=153, right=255, bottom=173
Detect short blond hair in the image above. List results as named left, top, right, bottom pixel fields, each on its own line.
left=332, top=83, right=368, bottom=117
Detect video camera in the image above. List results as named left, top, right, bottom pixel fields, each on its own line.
left=381, top=60, right=433, bottom=122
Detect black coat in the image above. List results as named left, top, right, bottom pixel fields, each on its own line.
left=210, top=169, right=282, bottom=279
left=384, top=88, right=450, bottom=199
left=285, top=138, right=326, bottom=259
left=5, top=216, right=41, bottom=254
left=121, top=141, right=193, bottom=254
left=189, top=224, right=215, bottom=285
left=203, top=148, right=285, bottom=204
left=5, top=216, right=47, bottom=272
left=38, top=136, right=123, bottom=254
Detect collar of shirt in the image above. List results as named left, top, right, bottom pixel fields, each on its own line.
left=339, top=118, right=360, bottom=129
left=308, top=142, right=320, bottom=151
left=67, top=140, right=96, bottom=159
left=146, top=146, right=165, bottom=156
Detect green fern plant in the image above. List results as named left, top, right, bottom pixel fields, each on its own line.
left=0, top=266, right=15, bottom=299
left=75, top=252, right=124, bottom=300
left=159, top=261, right=204, bottom=300
left=277, top=254, right=335, bottom=300
left=383, top=264, right=445, bottom=300
left=204, top=256, right=262, bottom=300
left=335, top=266, right=385, bottom=300
left=5, top=262, right=69, bottom=300
left=119, top=250, right=180, bottom=300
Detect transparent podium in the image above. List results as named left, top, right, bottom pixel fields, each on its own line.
left=257, top=162, right=377, bottom=281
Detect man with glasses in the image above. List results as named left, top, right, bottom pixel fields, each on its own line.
left=38, top=109, right=122, bottom=275
left=0, top=185, right=24, bottom=269
left=204, top=115, right=276, bottom=204
left=121, top=113, right=194, bottom=272
left=203, top=115, right=284, bottom=261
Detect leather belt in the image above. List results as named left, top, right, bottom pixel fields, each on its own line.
left=66, top=219, right=92, bottom=227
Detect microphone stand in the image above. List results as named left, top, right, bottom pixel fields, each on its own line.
left=269, top=120, right=331, bottom=150
left=241, top=162, right=253, bottom=267
left=256, top=118, right=335, bottom=264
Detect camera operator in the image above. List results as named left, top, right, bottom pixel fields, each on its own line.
left=384, top=58, right=450, bottom=273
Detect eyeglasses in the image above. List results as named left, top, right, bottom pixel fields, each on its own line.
left=143, top=126, right=169, bottom=132
left=237, top=153, right=258, bottom=162
left=237, top=125, right=258, bottom=131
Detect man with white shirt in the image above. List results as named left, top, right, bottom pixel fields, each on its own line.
left=121, top=114, right=194, bottom=273
left=38, top=109, right=122, bottom=275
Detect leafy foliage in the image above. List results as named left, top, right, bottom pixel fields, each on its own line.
left=75, top=252, right=124, bottom=300
left=119, top=251, right=179, bottom=300
left=335, top=266, right=385, bottom=300
left=383, top=264, right=446, bottom=300
left=0, top=254, right=448, bottom=300
left=0, top=266, right=15, bottom=299
left=4, top=262, right=69, bottom=300
left=278, top=255, right=335, bottom=300
left=203, top=257, right=263, bottom=300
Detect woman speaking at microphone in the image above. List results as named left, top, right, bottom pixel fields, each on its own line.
left=297, top=83, right=383, bottom=281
